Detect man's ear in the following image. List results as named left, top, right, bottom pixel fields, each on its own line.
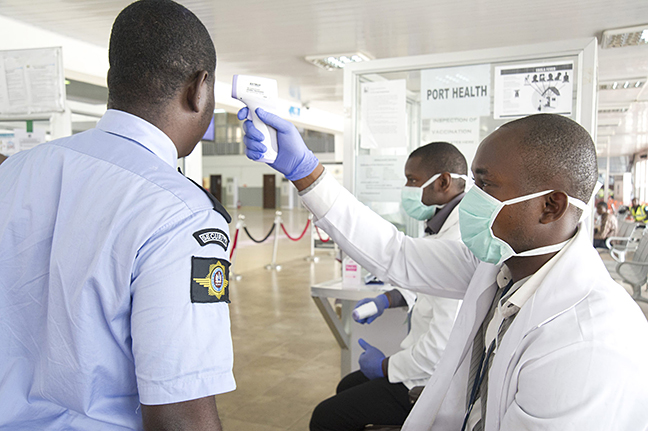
left=437, top=172, right=452, bottom=192
left=539, top=191, right=569, bottom=224
left=186, top=71, right=210, bottom=113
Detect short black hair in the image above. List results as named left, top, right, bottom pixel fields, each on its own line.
left=504, top=114, right=597, bottom=211
left=597, top=201, right=608, bottom=209
left=107, top=0, right=216, bottom=116
left=409, top=142, right=468, bottom=190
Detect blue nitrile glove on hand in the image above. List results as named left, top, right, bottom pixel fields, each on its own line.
left=358, top=338, right=386, bottom=380
left=237, top=107, right=320, bottom=181
left=353, top=293, right=390, bottom=324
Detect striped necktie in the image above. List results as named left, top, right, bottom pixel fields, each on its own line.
left=462, top=279, right=515, bottom=431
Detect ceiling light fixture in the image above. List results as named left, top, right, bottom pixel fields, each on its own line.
left=599, top=79, right=645, bottom=90
left=601, top=24, right=648, bottom=48
left=305, top=52, right=372, bottom=71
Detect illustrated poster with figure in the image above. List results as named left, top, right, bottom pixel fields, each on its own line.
left=493, top=61, right=573, bottom=119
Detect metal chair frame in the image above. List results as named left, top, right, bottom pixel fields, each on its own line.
left=614, top=232, right=648, bottom=303
left=606, top=221, right=644, bottom=262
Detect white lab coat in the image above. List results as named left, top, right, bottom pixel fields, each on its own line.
left=389, top=208, right=462, bottom=389
left=301, top=172, right=648, bottom=431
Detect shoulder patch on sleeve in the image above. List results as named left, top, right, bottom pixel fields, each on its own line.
left=193, top=228, right=230, bottom=250
left=191, top=257, right=231, bottom=303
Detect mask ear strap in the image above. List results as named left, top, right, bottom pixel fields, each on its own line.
left=502, top=190, right=553, bottom=206
left=420, top=173, right=441, bottom=189
left=450, top=174, right=470, bottom=182
left=568, top=197, right=589, bottom=211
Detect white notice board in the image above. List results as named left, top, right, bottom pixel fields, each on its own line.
left=420, top=64, right=491, bottom=118
left=494, top=61, right=573, bottom=119
left=0, top=47, right=66, bottom=116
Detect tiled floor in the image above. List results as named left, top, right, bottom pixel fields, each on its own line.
left=217, top=206, right=342, bottom=430
left=218, top=206, right=648, bottom=430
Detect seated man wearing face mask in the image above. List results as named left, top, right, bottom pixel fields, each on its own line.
left=310, top=142, right=466, bottom=430
left=239, top=108, right=648, bottom=431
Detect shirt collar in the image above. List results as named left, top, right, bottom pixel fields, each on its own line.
left=97, top=109, right=178, bottom=168
left=495, top=229, right=580, bottom=319
left=425, top=192, right=465, bottom=234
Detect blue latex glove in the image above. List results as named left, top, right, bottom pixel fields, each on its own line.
left=237, top=107, right=320, bottom=181
left=358, top=338, right=386, bottom=380
left=353, top=293, right=390, bottom=324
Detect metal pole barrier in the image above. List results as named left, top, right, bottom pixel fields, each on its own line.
left=265, top=211, right=282, bottom=271
left=304, top=213, right=320, bottom=263
left=229, top=214, right=244, bottom=281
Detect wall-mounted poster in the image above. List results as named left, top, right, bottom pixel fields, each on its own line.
left=494, top=61, right=573, bottom=119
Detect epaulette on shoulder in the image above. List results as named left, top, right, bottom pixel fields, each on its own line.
left=178, top=168, right=231, bottom=224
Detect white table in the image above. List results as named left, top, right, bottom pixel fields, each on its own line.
left=311, top=278, right=409, bottom=377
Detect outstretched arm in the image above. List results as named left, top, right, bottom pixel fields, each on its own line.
left=141, top=396, right=222, bottom=431
left=239, top=108, right=479, bottom=298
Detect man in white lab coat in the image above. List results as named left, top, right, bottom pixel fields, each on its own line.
left=310, top=143, right=465, bottom=430
left=239, top=107, right=648, bottom=430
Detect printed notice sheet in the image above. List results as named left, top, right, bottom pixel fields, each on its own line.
left=356, top=155, right=407, bottom=202
left=0, top=47, right=65, bottom=116
left=360, top=80, right=407, bottom=149
left=494, top=61, right=573, bottom=119
left=422, top=117, right=480, bottom=168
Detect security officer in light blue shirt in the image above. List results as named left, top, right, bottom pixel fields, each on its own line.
left=0, top=1, right=234, bottom=430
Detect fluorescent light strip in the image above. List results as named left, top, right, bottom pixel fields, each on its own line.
left=305, top=52, right=372, bottom=71
left=602, top=24, right=648, bottom=48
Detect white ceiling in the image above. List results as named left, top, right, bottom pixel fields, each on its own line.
left=0, top=0, right=647, bottom=157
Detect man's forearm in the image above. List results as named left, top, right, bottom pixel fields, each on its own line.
left=292, top=163, right=324, bottom=192
left=384, top=289, right=408, bottom=308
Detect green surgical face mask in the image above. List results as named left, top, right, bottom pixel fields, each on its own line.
left=458, top=186, right=589, bottom=265
left=401, top=173, right=469, bottom=221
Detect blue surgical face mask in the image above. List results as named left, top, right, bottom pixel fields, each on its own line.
left=401, top=173, right=468, bottom=221
left=458, top=186, right=588, bottom=265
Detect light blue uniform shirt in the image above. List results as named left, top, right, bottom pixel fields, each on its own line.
left=0, top=110, right=236, bottom=430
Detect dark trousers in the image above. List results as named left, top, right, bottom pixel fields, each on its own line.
left=309, top=370, right=413, bottom=431
left=593, top=238, right=609, bottom=249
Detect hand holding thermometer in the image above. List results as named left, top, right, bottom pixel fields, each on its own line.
left=352, top=302, right=379, bottom=322
left=232, top=75, right=279, bottom=164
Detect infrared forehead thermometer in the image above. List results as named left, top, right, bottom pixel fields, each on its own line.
left=232, top=75, right=279, bottom=164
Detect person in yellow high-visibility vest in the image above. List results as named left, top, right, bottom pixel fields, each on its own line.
left=631, top=198, right=648, bottom=223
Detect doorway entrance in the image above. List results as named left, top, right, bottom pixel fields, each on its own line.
left=210, top=175, right=222, bottom=202
left=263, top=174, right=276, bottom=209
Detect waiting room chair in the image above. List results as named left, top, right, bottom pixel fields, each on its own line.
left=606, top=221, right=645, bottom=262
left=614, top=232, right=648, bottom=304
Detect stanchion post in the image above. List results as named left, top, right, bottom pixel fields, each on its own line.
left=229, top=214, right=244, bottom=281
left=304, top=213, right=319, bottom=263
left=265, top=211, right=282, bottom=271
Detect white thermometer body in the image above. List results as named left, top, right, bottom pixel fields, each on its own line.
left=352, top=302, right=379, bottom=321
left=232, top=75, right=279, bottom=164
